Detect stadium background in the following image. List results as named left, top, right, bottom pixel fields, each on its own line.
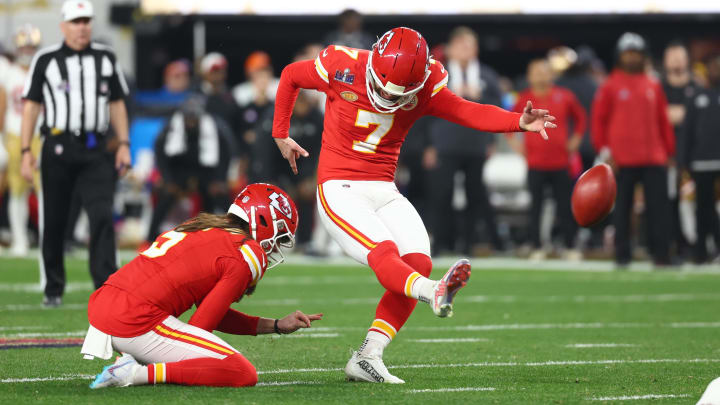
left=2, top=1, right=720, bottom=403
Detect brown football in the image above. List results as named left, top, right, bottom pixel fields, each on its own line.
left=571, top=164, right=617, bottom=227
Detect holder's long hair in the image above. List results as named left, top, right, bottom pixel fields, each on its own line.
left=174, top=212, right=250, bottom=235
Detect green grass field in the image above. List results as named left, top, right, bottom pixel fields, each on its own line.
left=1, top=255, right=720, bottom=404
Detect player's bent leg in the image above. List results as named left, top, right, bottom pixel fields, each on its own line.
left=148, top=353, right=257, bottom=387
left=377, top=191, right=472, bottom=317
left=367, top=241, right=435, bottom=301
left=347, top=253, right=433, bottom=384
left=91, top=316, right=255, bottom=388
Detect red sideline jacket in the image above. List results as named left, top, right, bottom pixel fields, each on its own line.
left=511, top=86, right=587, bottom=170
left=591, top=69, right=675, bottom=167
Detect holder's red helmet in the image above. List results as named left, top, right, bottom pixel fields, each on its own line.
left=228, top=183, right=298, bottom=268
left=366, top=27, right=431, bottom=113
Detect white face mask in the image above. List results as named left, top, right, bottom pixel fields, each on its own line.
left=365, top=52, right=430, bottom=114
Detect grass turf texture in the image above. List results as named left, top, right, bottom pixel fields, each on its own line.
left=1, top=256, right=719, bottom=404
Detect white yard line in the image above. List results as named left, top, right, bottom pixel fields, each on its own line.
left=407, top=387, right=496, bottom=393
left=0, top=303, right=87, bottom=311
left=0, top=374, right=94, bottom=383
left=589, top=394, right=690, bottom=401
left=3, top=359, right=718, bottom=383
left=3, top=321, right=719, bottom=338
left=4, top=292, right=719, bottom=311
left=0, top=331, right=86, bottom=338
left=255, top=381, right=320, bottom=387
left=0, top=282, right=92, bottom=293
left=408, top=338, right=490, bottom=343
left=566, top=343, right=638, bottom=348
left=464, top=293, right=720, bottom=304
left=256, top=358, right=720, bottom=375
left=271, top=333, right=340, bottom=339
left=0, top=326, right=48, bottom=331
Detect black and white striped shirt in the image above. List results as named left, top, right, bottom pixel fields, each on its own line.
left=22, top=41, right=129, bottom=135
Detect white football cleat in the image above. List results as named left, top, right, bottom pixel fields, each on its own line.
left=345, top=351, right=405, bottom=384
left=431, top=258, right=471, bottom=318
left=89, top=353, right=141, bottom=389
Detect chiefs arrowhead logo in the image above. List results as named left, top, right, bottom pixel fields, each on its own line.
left=269, top=192, right=292, bottom=219
left=377, top=32, right=394, bottom=55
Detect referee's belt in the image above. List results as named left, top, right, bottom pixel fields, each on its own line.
left=48, top=128, right=106, bottom=138
left=47, top=128, right=106, bottom=149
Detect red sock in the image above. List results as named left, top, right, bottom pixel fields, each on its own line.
left=367, top=241, right=429, bottom=297
left=369, top=253, right=433, bottom=340
left=148, top=354, right=257, bottom=387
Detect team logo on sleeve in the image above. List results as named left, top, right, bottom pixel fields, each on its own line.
left=334, top=68, right=355, bottom=85
left=269, top=192, right=292, bottom=219
left=377, top=32, right=394, bottom=55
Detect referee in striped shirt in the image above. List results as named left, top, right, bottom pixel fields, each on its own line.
left=19, top=0, right=130, bottom=307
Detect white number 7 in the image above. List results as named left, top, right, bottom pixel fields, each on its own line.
left=352, top=109, right=394, bottom=154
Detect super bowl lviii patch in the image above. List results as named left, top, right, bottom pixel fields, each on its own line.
left=334, top=68, right=355, bottom=85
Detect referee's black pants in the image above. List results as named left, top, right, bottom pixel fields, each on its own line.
left=614, top=165, right=671, bottom=265
left=527, top=168, right=576, bottom=249
left=39, top=133, right=118, bottom=297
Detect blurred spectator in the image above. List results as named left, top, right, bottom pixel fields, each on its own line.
left=427, top=26, right=504, bottom=254
left=254, top=91, right=323, bottom=247
left=398, top=116, right=431, bottom=219
left=556, top=46, right=600, bottom=172
left=0, top=25, right=42, bottom=256
left=592, top=32, right=675, bottom=267
left=232, top=51, right=278, bottom=186
left=681, top=53, right=720, bottom=263
left=661, top=41, right=697, bottom=261
left=232, top=51, right=279, bottom=108
left=323, top=9, right=373, bottom=50
left=507, top=59, right=585, bottom=260
left=146, top=96, right=233, bottom=241
left=294, top=44, right=327, bottom=112
left=134, top=59, right=191, bottom=110
left=199, top=52, right=242, bottom=134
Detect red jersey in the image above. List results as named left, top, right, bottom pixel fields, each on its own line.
left=88, top=228, right=267, bottom=338
left=512, top=86, right=587, bottom=170
left=591, top=69, right=675, bottom=167
left=273, top=45, right=523, bottom=183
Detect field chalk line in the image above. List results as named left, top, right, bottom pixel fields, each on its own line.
left=407, top=387, right=496, bottom=393
left=589, top=394, right=691, bottom=401
left=3, top=359, right=718, bottom=383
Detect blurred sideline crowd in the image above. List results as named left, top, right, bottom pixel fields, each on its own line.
left=1, top=9, right=719, bottom=266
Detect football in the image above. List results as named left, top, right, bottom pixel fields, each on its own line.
left=571, top=164, right=617, bottom=227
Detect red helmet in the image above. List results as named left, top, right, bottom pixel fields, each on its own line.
left=228, top=183, right=298, bottom=268
left=366, top=27, right=431, bottom=113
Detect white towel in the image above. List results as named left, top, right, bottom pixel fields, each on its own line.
left=80, top=325, right=114, bottom=360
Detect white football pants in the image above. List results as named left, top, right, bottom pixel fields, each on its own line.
left=316, top=180, right=430, bottom=265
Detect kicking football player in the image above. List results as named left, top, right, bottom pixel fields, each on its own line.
left=83, top=183, right=322, bottom=388
left=272, top=27, right=556, bottom=383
